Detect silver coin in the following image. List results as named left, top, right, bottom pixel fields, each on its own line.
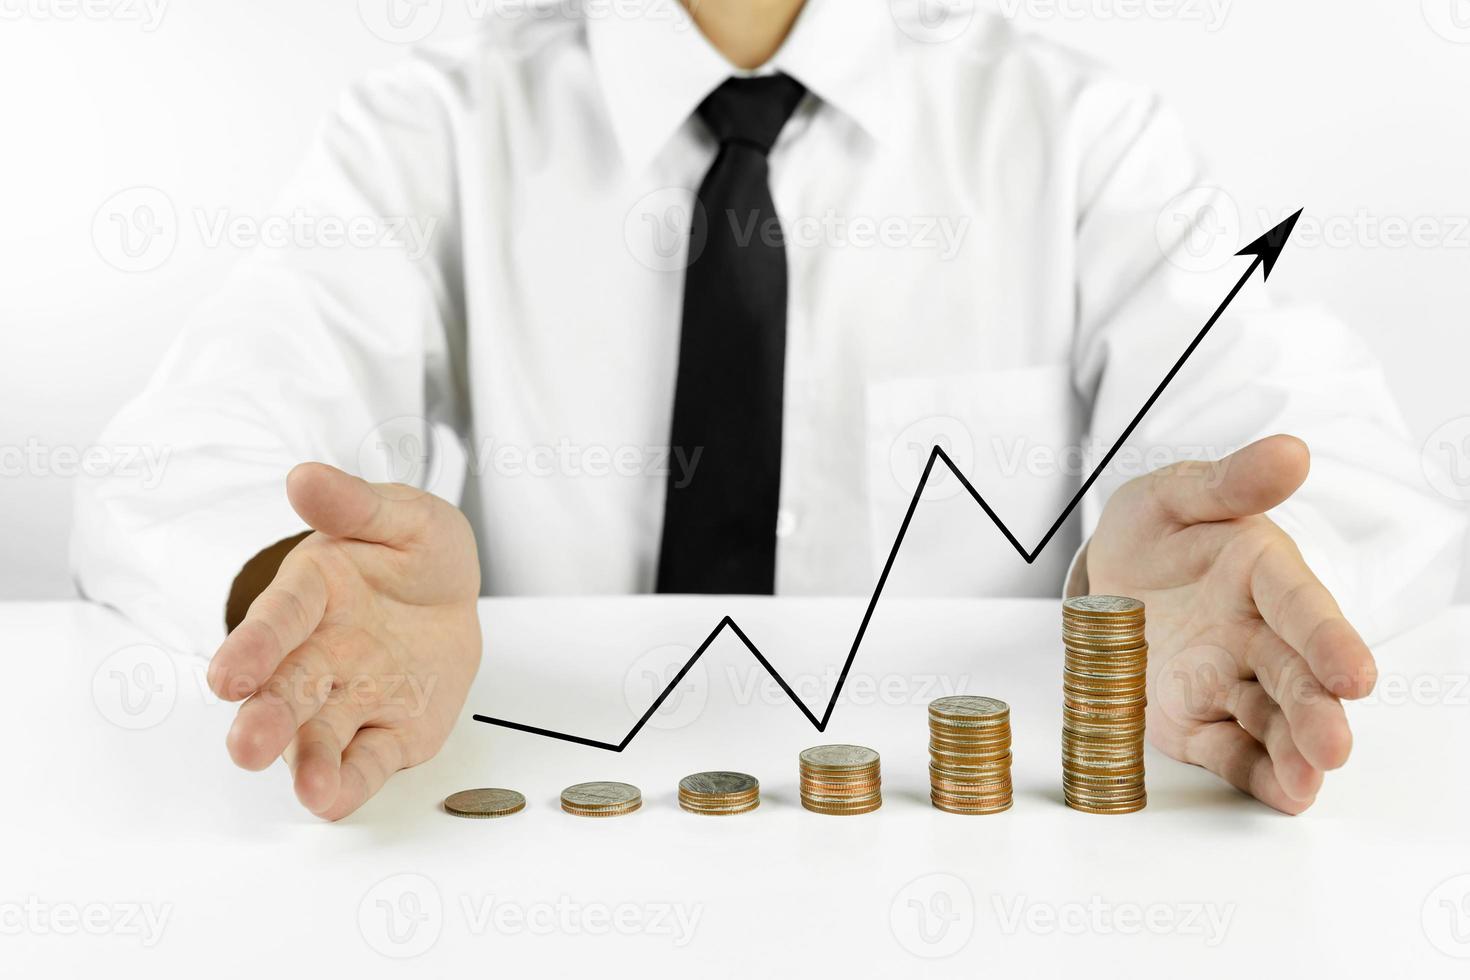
left=679, top=798, right=760, bottom=815
left=678, top=771, right=759, bottom=797
left=443, top=788, right=526, bottom=818
left=929, top=696, right=1009, bottom=719
left=1064, top=595, right=1144, bottom=615
left=799, top=744, right=880, bottom=770
left=560, top=781, right=642, bottom=809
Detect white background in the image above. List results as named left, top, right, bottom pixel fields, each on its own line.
left=2, top=0, right=1469, bottom=598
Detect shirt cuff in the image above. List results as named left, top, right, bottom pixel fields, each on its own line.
left=72, top=481, right=304, bottom=657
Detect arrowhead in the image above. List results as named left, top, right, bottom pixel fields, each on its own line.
left=1236, top=208, right=1303, bottom=280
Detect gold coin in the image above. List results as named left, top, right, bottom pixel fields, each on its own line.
left=562, top=803, right=642, bottom=817
left=932, top=800, right=1013, bottom=815
left=679, top=797, right=760, bottom=816
left=1065, top=795, right=1147, bottom=814
left=443, top=788, right=527, bottom=819
left=800, top=773, right=881, bottom=788
left=801, top=797, right=882, bottom=815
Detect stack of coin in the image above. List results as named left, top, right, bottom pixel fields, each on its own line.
left=799, top=744, right=882, bottom=815
left=678, top=771, right=760, bottom=815
left=1061, top=595, right=1148, bottom=814
left=560, top=781, right=642, bottom=818
left=927, top=696, right=1013, bottom=814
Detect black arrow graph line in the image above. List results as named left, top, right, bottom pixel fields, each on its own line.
left=474, top=209, right=1305, bottom=751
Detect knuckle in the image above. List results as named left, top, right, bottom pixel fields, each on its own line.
left=1270, top=578, right=1315, bottom=634
left=254, top=586, right=310, bottom=635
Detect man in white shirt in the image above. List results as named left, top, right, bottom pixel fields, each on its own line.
left=72, top=0, right=1464, bottom=819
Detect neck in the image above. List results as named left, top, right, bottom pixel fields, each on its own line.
left=682, top=0, right=807, bottom=70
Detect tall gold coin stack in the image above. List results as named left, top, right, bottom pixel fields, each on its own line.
left=927, top=696, right=1013, bottom=814
left=798, top=745, right=882, bottom=815
left=1061, top=595, right=1148, bottom=814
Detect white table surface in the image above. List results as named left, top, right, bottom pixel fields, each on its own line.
left=6, top=597, right=1469, bottom=978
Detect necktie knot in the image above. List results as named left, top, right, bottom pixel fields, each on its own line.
left=697, top=74, right=807, bottom=155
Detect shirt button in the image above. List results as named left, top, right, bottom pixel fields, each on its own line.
left=775, top=509, right=797, bottom=538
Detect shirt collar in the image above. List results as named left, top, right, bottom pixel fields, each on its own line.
left=588, top=0, right=897, bottom=173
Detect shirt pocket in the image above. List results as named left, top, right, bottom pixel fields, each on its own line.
left=862, top=363, right=1084, bottom=597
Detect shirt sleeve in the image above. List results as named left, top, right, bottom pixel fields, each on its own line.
left=71, top=57, right=468, bottom=657
left=1065, top=81, right=1465, bottom=643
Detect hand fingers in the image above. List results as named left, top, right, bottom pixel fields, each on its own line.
left=1250, top=541, right=1377, bottom=698
left=287, top=461, right=431, bottom=547
left=285, top=700, right=367, bottom=816
left=1224, top=680, right=1323, bottom=802
left=225, top=637, right=338, bottom=771
left=317, top=727, right=406, bottom=822
left=208, top=555, right=327, bottom=701
left=1147, top=435, right=1309, bottom=526
left=1243, top=625, right=1353, bottom=770
left=285, top=718, right=345, bottom=816
left=1183, top=720, right=1313, bottom=815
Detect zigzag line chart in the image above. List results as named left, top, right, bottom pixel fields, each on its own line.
left=472, top=210, right=1304, bottom=751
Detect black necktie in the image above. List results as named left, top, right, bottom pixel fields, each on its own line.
left=656, top=74, right=808, bottom=595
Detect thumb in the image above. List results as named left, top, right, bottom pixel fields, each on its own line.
left=286, top=462, right=430, bottom=545
left=1148, top=435, right=1310, bottom=526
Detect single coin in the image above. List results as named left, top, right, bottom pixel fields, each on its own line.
left=1065, top=796, right=1147, bottom=814
left=680, top=799, right=760, bottom=816
left=1063, top=595, right=1144, bottom=615
left=928, top=742, right=1012, bottom=758
left=929, top=696, right=1010, bottom=720
left=933, top=801, right=1013, bottom=815
left=931, top=790, right=1011, bottom=813
left=679, top=771, right=759, bottom=797
left=799, top=769, right=882, bottom=784
left=800, top=744, right=880, bottom=771
left=801, top=797, right=883, bottom=815
left=680, top=792, right=759, bottom=806
left=444, top=787, right=527, bottom=819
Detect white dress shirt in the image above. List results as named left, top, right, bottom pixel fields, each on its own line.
left=72, top=0, right=1465, bottom=656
